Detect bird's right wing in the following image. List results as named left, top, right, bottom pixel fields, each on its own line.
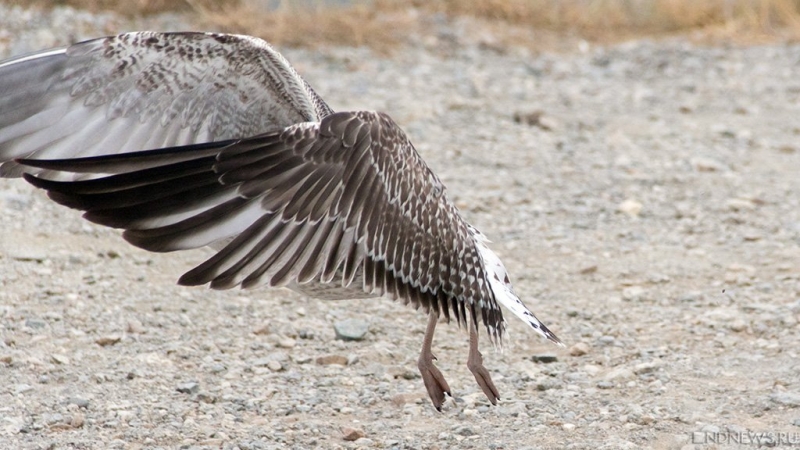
left=19, top=111, right=506, bottom=340
left=0, top=31, right=331, bottom=178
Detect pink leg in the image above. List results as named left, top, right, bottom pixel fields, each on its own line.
left=417, top=308, right=451, bottom=411
left=467, top=317, right=500, bottom=405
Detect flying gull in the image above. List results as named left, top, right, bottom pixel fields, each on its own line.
left=0, top=32, right=562, bottom=410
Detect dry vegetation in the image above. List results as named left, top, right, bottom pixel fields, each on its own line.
left=6, top=0, right=800, bottom=50
left=424, top=0, right=800, bottom=40
left=190, top=0, right=414, bottom=52
left=4, top=0, right=196, bottom=16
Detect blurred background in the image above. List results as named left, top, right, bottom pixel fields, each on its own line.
left=4, top=0, right=800, bottom=51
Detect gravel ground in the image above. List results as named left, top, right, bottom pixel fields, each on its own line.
left=1, top=5, right=800, bottom=450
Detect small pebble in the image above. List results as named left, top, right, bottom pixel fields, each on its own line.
left=15, top=384, right=33, bottom=395
left=604, top=367, right=635, bottom=381
left=298, top=329, right=315, bottom=339
left=95, top=335, right=121, bottom=347
left=291, top=354, right=313, bottom=364
left=391, top=393, right=421, bottom=407
left=253, top=325, right=271, bottom=335
left=728, top=319, right=747, bottom=332
left=598, top=336, right=616, bottom=346
left=316, top=354, right=348, bottom=366
left=208, top=363, right=226, bottom=373
left=65, top=397, right=90, bottom=409
left=277, top=337, right=296, bottom=348
left=456, top=426, right=477, bottom=437
left=8, top=246, right=47, bottom=262
left=70, top=412, right=84, bottom=428
left=617, top=199, right=642, bottom=217
left=536, top=380, right=559, bottom=391
left=622, top=286, right=645, bottom=301
left=512, top=110, right=559, bottom=131
left=176, top=382, right=199, bottom=394
left=633, top=361, right=661, bottom=375
left=726, top=198, right=756, bottom=211
left=569, top=342, right=590, bottom=356
left=531, top=354, right=558, bottom=363
left=342, top=426, right=366, bottom=441
left=197, top=393, right=217, bottom=404
left=43, top=413, right=64, bottom=425
left=25, top=318, right=46, bottom=329
left=690, top=156, right=727, bottom=172
left=126, top=319, right=144, bottom=333
left=771, top=392, right=800, bottom=407
left=334, top=319, right=369, bottom=341
left=51, top=354, right=69, bottom=365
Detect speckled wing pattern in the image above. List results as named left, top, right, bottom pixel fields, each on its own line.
left=19, top=111, right=508, bottom=342
left=1, top=31, right=562, bottom=346
left=0, top=32, right=331, bottom=178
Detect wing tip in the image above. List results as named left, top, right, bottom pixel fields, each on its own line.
left=22, top=173, right=93, bottom=209
left=16, top=157, right=72, bottom=172
left=177, top=272, right=205, bottom=287
left=550, top=334, right=566, bottom=348
left=21, top=171, right=41, bottom=186
left=531, top=319, right=564, bottom=347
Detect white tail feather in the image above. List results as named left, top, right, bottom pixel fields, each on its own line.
left=472, top=230, right=563, bottom=347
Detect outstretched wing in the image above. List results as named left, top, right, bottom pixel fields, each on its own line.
left=19, top=111, right=506, bottom=340
left=0, top=31, right=331, bottom=178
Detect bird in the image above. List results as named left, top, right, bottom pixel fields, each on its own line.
left=0, top=31, right=562, bottom=410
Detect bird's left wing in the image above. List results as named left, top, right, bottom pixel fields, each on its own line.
left=0, top=31, right=331, bottom=178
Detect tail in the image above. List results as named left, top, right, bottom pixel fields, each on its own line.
left=472, top=229, right=563, bottom=347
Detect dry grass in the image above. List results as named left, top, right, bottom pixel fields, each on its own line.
left=6, top=0, right=800, bottom=49
left=422, top=0, right=800, bottom=43
left=189, top=0, right=411, bottom=52
left=4, top=0, right=197, bottom=15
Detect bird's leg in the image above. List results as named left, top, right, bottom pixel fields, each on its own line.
left=467, top=317, right=500, bottom=405
left=418, top=308, right=451, bottom=411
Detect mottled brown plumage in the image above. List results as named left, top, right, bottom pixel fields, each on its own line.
left=0, top=32, right=561, bottom=410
